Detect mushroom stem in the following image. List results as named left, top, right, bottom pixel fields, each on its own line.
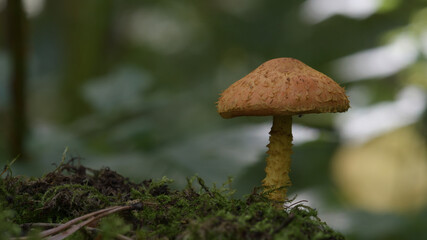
left=262, top=115, right=293, bottom=202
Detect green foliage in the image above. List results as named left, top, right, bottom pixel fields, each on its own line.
left=98, top=215, right=132, bottom=240
left=24, top=229, right=43, bottom=240
left=0, top=209, right=21, bottom=240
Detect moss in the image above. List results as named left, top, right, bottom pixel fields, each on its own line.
left=97, top=215, right=132, bottom=240
left=40, top=184, right=110, bottom=222
left=0, top=159, right=345, bottom=239
left=0, top=209, right=21, bottom=239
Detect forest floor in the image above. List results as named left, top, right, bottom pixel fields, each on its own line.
left=0, top=158, right=344, bottom=239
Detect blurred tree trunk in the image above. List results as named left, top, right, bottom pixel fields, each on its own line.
left=59, top=0, right=112, bottom=123
left=6, top=0, right=28, bottom=160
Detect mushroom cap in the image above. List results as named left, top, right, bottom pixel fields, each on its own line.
left=217, top=58, right=350, bottom=118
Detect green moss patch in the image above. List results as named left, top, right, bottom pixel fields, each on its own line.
left=0, top=159, right=344, bottom=239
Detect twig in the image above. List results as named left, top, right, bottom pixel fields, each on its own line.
left=48, top=216, right=97, bottom=240
left=13, top=205, right=133, bottom=240
left=39, top=206, right=120, bottom=238
left=20, top=222, right=133, bottom=240
left=48, top=205, right=132, bottom=240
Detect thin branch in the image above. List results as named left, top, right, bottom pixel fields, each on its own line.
left=20, top=223, right=133, bottom=240
left=48, top=205, right=132, bottom=240
left=39, top=206, right=121, bottom=238
left=13, top=205, right=133, bottom=240
left=48, top=216, right=97, bottom=240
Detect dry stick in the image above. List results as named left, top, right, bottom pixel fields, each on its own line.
left=12, top=207, right=119, bottom=240
left=47, top=205, right=132, bottom=240
left=48, top=216, right=96, bottom=240
left=49, top=206, right=130, bottom=240
left=21, top=223, right=133, bottom=240
left=15, top=202, right=147, bottom=240
left=37, top=206, right=120, bottom=238
left=17, top=202, right=149, bottom=240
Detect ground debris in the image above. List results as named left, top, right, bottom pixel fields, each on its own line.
left=0, top=159, right=345, bottom=239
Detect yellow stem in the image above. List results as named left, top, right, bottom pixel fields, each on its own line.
left=262, top=115, right=293, bottom=202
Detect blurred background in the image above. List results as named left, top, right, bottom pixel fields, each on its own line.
left=1, top=0, right=427, bottom=239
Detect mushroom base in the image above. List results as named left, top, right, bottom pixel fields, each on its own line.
left=262, top=115, right=293, bottom=202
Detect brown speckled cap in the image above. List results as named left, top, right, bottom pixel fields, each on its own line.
left=217, top=58, right=350, bottom=118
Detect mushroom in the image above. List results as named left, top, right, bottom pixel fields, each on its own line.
left=217, top=58, right=349, bottom=202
